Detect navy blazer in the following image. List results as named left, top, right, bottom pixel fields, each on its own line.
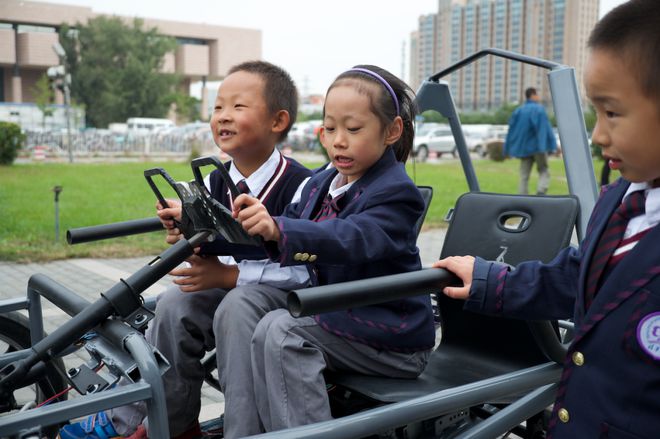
left=266, top=147, right=436, bottom=352
left=467, top=177, right=660, bottom=438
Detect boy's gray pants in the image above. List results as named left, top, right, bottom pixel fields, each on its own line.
left=111, top=285, right=227, bottom=437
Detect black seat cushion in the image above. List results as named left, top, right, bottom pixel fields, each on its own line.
left=330, top=193, right=578, bottom=403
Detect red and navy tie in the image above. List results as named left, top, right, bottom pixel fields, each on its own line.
left=585, top=190, right=646, bottom=308
left=312, top=193, right=345, bottom=222
left=236, top=179, right=250, bottom=195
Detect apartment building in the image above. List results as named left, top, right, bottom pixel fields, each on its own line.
left=410, top=0, right=599, bottom=111
left=0, top=0, right=261, bottom=120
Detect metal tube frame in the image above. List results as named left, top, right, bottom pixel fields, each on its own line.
left=249, top=363, right=561, bottom=439
left=0, top=277, right=171, bottom=438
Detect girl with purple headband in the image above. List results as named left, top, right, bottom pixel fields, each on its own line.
left=209, top=65, right=434, bottom=436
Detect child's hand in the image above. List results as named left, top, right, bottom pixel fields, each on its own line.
left=232, top=194, right=280, bottom=241
left=432, top=256, right=475, bottom=299
left=169, top=255, right=239, bottom=292
left=157, top=199, right=183, bottom=245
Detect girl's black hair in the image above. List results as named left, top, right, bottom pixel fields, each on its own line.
left=326, top=65, right=418, bottom=163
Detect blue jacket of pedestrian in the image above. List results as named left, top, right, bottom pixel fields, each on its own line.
left=504, top=99, right=557, bottom=158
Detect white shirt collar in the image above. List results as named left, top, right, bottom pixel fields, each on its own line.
left=623, top=181, right=660, bottom=235
left=327, top=172, right=355, bottom=199
left=228, top=148, right=281, bottom=196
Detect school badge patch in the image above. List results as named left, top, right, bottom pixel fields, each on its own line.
left=637, top=312, right=660, bottom=360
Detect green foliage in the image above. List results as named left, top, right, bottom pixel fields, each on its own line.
left=297, top=111, right=323, bottom=122
left=421, top=102, right=519, bottom=125
left=0, top=122, right=26, bottom=165
left=60, top=17, right=179, bottom=128
left=32, top=74, right=55, bottom=128
left=169, top=92, right=201, bottom=123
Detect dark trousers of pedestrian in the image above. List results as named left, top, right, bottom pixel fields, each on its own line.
left=519, top=152, right=550, bottom=195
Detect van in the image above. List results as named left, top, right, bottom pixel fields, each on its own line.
left=126, top=117, right=175, bottom=132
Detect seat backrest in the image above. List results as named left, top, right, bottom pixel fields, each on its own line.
left=414, top=186, right=433, bottom=238
left=438, top=192, right=579, bottom=364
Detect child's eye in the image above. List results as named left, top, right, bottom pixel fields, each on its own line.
left=605, top=111, right=617, bottom=118
left=324, top=127, right=335, bottom=133
left=214, top=106, right=222, bottom=111
left=347, top=127, right=361, bottom=133
left=235, top=104, right=245, bottom=108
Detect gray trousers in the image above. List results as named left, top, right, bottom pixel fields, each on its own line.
left=215, top=285, right=431, bottom=437
left=519, top=152, right=550, bottom=195
left=111, top=285, right=227, bottom=437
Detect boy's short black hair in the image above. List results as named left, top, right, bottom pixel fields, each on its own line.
left=228, top=60, right=298, bottom=141
left=525, top=87, right=537, bottom=100
left=588, top=0, right=660, bottom=106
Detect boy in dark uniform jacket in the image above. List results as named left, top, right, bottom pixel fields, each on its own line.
left=435, top=1, right=660, bottom=437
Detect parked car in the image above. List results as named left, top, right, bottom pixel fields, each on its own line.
left=413, top=125, right=456, bottom=161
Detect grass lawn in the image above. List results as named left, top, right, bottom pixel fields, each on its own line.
left=0, top=156, right=585, bottom=262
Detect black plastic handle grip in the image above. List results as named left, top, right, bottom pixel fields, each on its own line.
left=67, top=217, right=163, bottom=244
left=288, top=268, right=461, bottom=317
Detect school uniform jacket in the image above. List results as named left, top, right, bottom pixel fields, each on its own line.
left=266, top=147, right=436, bottom=353
left=466, top=177, right=660, bottom=438
left=199, top=156, right=311, bottom=261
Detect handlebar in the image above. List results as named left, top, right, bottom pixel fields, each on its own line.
left=67, top=217, right=163, bottom=244
left=288, top=268, right=461, bottom=317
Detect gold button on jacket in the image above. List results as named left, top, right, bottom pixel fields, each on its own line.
left=300, top=253, right=310, bottom=261
left=308, top=254, right=317, bottom=262
left=572, top=351, right=584, bottom=366
left=294, top=253, right=303, bottom=261
left=558, top=408, right=570, bottom=423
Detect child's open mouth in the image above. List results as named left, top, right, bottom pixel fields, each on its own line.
left=219, top=129, right=235, bottom=140
left=334, top=155, right=353, bottom=168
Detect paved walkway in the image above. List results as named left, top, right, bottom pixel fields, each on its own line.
left=0, top=228, right=447, bottom=423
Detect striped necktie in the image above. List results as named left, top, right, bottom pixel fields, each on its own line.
left=312, top=193, right=345, bottom=222
left=585, top=190, right=646, bottom=308
left=236, top=179, right=250, bottom=195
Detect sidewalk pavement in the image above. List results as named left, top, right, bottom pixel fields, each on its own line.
left=0, top=228, right=447, bottom=423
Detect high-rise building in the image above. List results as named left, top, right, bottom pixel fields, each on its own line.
left=410, top=0, right=599, bottom=111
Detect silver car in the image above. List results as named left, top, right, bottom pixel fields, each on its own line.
left=413, top=126, right=456, bottom=161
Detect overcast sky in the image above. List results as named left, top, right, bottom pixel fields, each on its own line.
left=41, top=0, right=628, bottom=96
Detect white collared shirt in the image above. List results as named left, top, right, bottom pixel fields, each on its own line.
left=623, top=182, right=660, bottom=239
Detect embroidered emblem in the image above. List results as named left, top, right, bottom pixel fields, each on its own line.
left=637, top=312, right=660, bottom=360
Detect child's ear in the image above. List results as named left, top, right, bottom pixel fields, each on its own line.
left=271, top=110, right=290, bottom=136
left=319, top=126, right=328, bottom=147
left=384, top=116, right=404, bottom=146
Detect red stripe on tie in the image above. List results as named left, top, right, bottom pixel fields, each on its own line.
left=584, top=190, right=645, bottom=309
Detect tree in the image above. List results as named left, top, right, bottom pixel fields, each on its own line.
left=168, top=92, right=201, bottom=124
left=32, top=74, right=55, bottom=129
left=60, top=16, right=179, bottom=128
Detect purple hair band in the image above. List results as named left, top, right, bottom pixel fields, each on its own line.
left=347, top=67, right=400, bottom=116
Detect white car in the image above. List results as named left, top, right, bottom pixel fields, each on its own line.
left=413, top=126, right=456, bottom=161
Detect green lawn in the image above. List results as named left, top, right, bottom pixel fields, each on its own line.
left=0, top=157, right=582, bottom=262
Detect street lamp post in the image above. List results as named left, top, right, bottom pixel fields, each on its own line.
left=50, top=42, right=73, bottom=163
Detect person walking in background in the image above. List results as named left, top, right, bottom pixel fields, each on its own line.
left=504, top=87, right=557, bottom=195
